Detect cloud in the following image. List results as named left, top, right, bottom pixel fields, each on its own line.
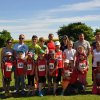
left=0, top=19, right=25, bottom=23
left=48, top=0, right=100, bottom=13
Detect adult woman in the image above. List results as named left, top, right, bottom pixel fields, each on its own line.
left=1, top=39, right=15, bottom=61
left=60, top=35, right=69, bottom=52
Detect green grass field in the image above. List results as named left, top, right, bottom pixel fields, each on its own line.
left=0, top=49, right=100, bottom=100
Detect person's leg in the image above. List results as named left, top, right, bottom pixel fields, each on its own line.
left=31, top=75, right=35, bottom=95
left=16, top=76, right=20, bottom=92
left=61, top=80, right=70, bottom=95
left=27, top=75, right=31, bottom=95
left=20, top=75, right=25, bottom=94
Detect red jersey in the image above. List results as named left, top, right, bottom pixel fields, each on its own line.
left=15, top=58, right=26, bottom=76
left=26, top=59, right=35, bottom=75
left=3, top=60, right=13, bottom=78
left=55, top=50, right=63, bottom=68
left=47, top=41, right=55, bottom=52
left=63, top=66, right=72, bottom=81
left=37, top=59, right=47, bottom=76
left=48, top=59, right=58, bottom=76
left=78, top=60, right=88, bottom=74
left=70, top=70, right=78, bottom=84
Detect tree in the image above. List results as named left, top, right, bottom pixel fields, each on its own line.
left=57, top=22, right=93, bottom=42
left=94, top=28, right=100, bottom=35
left=0, top=30, right=12, bottom=47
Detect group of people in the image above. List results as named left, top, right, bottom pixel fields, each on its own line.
left=0, top=32, right=100, bottom=97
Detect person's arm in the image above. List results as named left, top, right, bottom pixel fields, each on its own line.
left=35, top=60, right=38, bottom=81
left=87, top=41, right=91, bottom=57
left=1, top=48, right=4, bottom=62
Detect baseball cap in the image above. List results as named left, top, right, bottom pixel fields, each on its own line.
left=40, top=49, right=45, bottom=54
left=5, top=52, right=12, bottom=56
left=55, top=41, right=60, bottom=45
left=17, top=50, right=24, bottom=54
left=64, top=59, right=70, bottom=63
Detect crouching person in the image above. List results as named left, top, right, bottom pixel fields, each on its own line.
left=61, top=59, right=73, bottom=96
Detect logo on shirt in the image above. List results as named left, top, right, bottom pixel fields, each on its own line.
left=38, top=65, right=45, bottom=71
left=49, top=63, right=54, bottom=69
left=18, top=63, right=24, bottom=68
left=27, top=64, right=32, bottom=70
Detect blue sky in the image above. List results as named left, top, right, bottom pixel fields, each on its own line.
left=0, top=0, right=100, bottom=40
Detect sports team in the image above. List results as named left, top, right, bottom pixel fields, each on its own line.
left=0, top=32, right=100, bottom=97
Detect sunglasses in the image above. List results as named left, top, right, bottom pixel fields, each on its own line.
left=19, top=37, right=24, bottom=40
left=7, top=42, right=12, bottom=44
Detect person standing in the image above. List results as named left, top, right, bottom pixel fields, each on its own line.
left=74, top=33, right=91, bottom=57
left=60, top=35, right=69, bottom=52
left=13, top=34, right=28, bottom=59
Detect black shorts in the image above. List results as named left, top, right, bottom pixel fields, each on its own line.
left=57, top=68, right=63, bottom=82
left=27, top=75, right=34, bottom=86
left=48, top=76, right=58, bottom=83
left=3, top=77, right=11, bottom=85
left=38, top=76, right=46, bottom=83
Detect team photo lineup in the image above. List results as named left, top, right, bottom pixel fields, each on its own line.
left=0, top=32, right=100, bottom=97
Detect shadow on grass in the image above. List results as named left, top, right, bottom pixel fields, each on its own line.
left=0, top=85, right=93, bottom=99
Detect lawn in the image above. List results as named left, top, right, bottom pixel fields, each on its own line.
left=0, top=49, right=100, bottom=100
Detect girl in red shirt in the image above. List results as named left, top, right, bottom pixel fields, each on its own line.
left=55, top=41, right=64, bottom=84
left=1, top=52, right=13, bottom=96
left=26, top=52, right=35, bottom=95
left=76, top=53, right=88, bottom=92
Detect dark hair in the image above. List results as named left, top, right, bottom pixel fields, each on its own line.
left=32, top=35, right=38, bottom=39
left=6, top=39, right=13, bottom=43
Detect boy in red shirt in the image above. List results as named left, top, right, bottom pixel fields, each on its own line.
left=26, top=52, right=35, bottom=95
left=14, top=51, right=26, bottom=94
left=47, top=50, right=58, bottom=95
left=1, top=52, right=13, bottom=96
left=92, top=61, right=100, bottom=94
left=36, top=49, right=47, bottom=96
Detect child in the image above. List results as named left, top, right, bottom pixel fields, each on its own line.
left=36, top=49, right=47, bottom=96
left=63, top=40, right=76, bottom=68
left=92, top=61, right=100, bottom=94
left=26, top=52, right=35, bottom=95
left=14, top=51, right=26, bottom=94
left=61, top=59, right=73, bottom=96
left=77, top=53, right=88, bottom=92
left=55, top=41, right=64, bottom=85
left=47, top=50, right=58, bottom=95
left=1, top=52, right=13, bottom=96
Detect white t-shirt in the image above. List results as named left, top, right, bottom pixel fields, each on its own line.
left=13, top=43, right=28, bottom=59
left=93, top=49, right=100, bottom=67
left=64, top=49, right=76, bottom=60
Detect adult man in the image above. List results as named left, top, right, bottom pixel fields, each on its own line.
left=74, top=33, right=91, bottom=57
left=13, top=34, right=28, bottom=59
